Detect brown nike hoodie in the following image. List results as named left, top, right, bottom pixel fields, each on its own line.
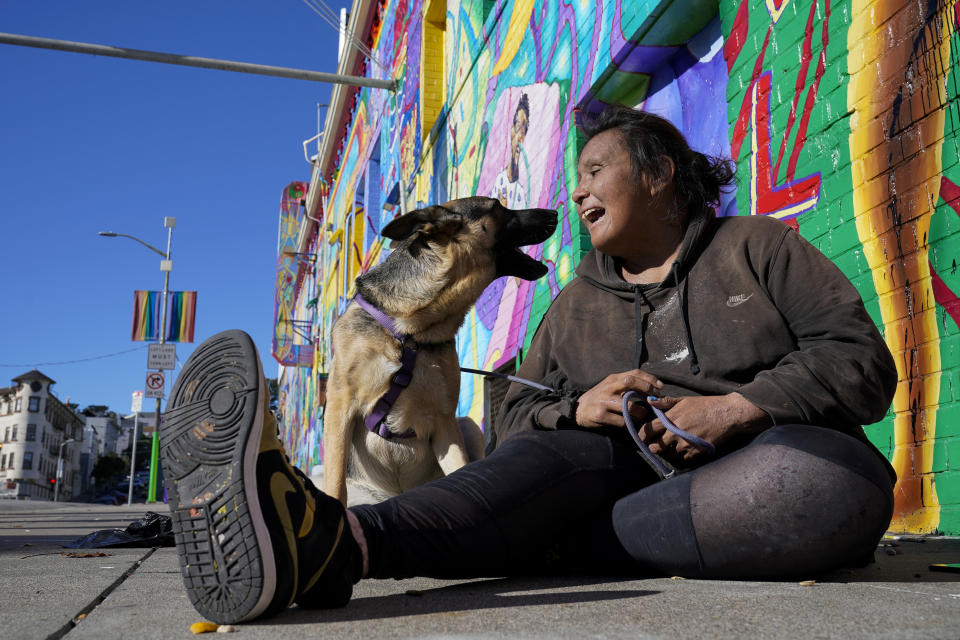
left=493, top=211, right=897, bottom=463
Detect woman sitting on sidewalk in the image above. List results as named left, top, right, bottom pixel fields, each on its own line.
left=160, top=106, right=897, bottom=625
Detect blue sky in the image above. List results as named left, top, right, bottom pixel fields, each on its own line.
left=0, top=1, right=350, bottom=414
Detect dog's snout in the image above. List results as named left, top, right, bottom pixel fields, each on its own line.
left=500, top=208, right=558, bottom=246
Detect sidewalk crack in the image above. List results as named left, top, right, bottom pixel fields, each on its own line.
left=44, top=547, right=157, bottom=640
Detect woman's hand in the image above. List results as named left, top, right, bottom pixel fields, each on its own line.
left=640, top=393, right=772, bottom=461
left=575, top=370, right=664, bottom=428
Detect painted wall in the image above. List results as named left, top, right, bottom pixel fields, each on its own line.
left=721, top=0, right=960, bottom=534
left=275, top=0, right=960, bottom=534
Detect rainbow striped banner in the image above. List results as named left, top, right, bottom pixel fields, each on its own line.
left=131, top=290, right=197, bottom=342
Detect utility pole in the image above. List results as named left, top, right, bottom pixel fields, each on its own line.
left=126, top=412, right=140, bottom=506
left=148, top=218, right=175, bottom=502
left=0, top=33, right=396, bottom=90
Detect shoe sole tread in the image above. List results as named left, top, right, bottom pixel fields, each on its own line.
left=160, top=330, right=275, bottom=624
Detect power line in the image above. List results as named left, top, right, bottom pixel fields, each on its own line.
left=0, top=345, right=149, bottom=368
left=300, top=0, right=390, bottom=74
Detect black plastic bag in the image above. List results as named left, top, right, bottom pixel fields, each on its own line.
left=65, top=511, right=175, bottom=548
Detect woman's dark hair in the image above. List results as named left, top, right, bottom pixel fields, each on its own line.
left=581, top=105, right=736, bottom=218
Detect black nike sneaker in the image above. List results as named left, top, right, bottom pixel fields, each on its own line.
left=160, top=330, right=360, bottom=624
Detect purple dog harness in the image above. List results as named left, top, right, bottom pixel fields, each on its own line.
left=353, top=294, right=416, bottom=439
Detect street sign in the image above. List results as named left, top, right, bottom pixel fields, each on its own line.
left=145, top=371, right=165, bottom=399
left=131, top=390, right=143, bottom=413
left=147, top=343, right=177, bottom=370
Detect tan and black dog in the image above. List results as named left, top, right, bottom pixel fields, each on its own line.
left=323, top=196, right=557, bottom=504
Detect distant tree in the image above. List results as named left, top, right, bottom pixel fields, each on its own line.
left=81, top=405, right=119, bottom=419
left=91, top=453, right=125, bottom=486
left=122, top=436, right=153, bottom=475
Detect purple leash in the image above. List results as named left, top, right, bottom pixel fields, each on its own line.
left=354, top=292, right=715, bottom=465
left=353, top=295, right=416, bottom=439
left=621, top=390, right=715, bottom=478
left=462, top=365, right=717, bottom=477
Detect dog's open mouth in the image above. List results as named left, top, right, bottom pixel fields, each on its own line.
left=499, top=246, right=547, bottom=280
left=496, top=208, right=558, bottom=280
left=580, top=207, right=605, bottom=225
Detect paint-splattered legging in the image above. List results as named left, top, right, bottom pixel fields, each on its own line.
left=350, top=426, right=894, bottom=580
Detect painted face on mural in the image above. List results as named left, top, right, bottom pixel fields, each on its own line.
left=573, top=129, right=665, bottom=258
left=509, top=103, right=529, bottom=180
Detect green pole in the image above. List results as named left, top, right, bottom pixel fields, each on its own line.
left=147, top=430, right=160, bottom=501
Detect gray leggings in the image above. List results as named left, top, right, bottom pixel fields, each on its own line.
left=351, top=426, right=894, bottom=580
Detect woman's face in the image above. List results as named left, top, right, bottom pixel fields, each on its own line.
left=511, top=107, right=528, bottom=157
left=572, top=129, right=658, bottom=257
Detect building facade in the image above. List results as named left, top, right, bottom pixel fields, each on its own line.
left=84, top=414, right=123, bottom=458
left=114, top=412, right=157, bottom=459
left=78, top=422, right=101, bottom=500
left=0, top=370, right=83, bottom=500
left=274, top=0, right=960, bottom=534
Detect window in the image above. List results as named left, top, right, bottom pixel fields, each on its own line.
left=23, top=451, right=33, bottom=470
left=26, top=424, right=36, bottom=441
left=11, top=425, right=17, bottom=441
left=3, top=426, right=7, bottom=442
left=15, top=398, right=22, bottom=412
left=0, top=453, right=5, bottom=469
left=28, top=397, right=40, bottom=412
left=6, top=452, right=12, bottom=470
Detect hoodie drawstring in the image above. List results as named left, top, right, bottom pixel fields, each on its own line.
left=632, top=293, right=646, bottom=366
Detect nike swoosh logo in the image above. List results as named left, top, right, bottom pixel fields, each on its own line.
left=270, top=472, right=300, bottom=608
left=301, top=516, right=344, bottom=595
left=726, top=293, right=754, bottom=308
left=299, top=484, right=316, bottom=538
left=271, top=469, right=337, bottom=600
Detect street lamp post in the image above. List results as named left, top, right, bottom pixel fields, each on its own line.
left=98, top=216, right=176, bottom=503
left=54, top=438, right=76, bottom=502
left=124, top=412, right=140, bottom=506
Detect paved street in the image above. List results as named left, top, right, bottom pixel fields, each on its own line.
left=2, top=492, right=959, bottom=640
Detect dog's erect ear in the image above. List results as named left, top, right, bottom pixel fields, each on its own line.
left=381, top=206, right=463, bottom=241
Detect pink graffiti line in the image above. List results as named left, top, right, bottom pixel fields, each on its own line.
left=723, top=0, right=750, bottom=73
left=940, top=175, right=960, bottom=213
left=775, top=0, right=829, bottom=181
left=729, top=25, right=772, bottom=161
left=931, top=176, right=960, bottom=327
left=748, top=72, right=821, bottom=220
left=786, top=0, right=829, bottom=182
left=931, top=262, right=960, bottom=329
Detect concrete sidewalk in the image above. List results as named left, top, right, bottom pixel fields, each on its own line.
left=2, top=495, right=959, bottom=640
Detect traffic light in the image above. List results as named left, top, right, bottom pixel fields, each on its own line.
left=48, top=477, right=56, bottom=486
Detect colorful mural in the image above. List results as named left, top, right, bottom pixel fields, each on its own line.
left=274, top=0, right=960, bottom=534
left=272, top=181, right=314, bottom=368
left=848, top=0, right=960, bottom=533
left=722, top=0, right=960, bottom=533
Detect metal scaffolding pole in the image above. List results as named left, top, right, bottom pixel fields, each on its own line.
left=0, top=32, right=396, bottom=91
